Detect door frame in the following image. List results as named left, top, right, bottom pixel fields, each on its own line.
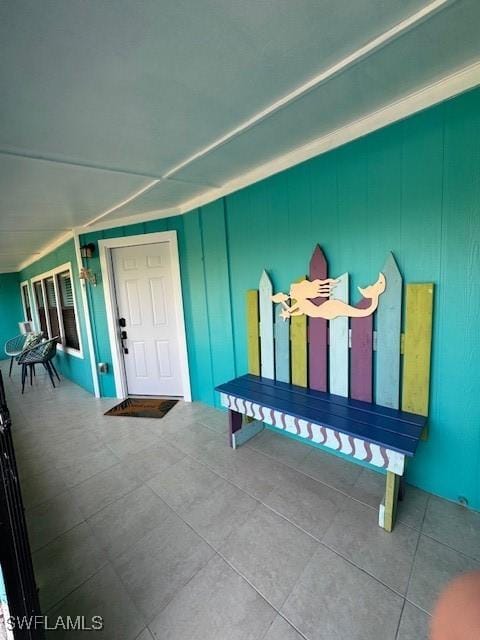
left=98, top=231, right=192, bottom=401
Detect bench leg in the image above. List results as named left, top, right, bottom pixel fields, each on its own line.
left=398, top=475, right=406, bottom=502
left=379, top=471, right=400, bottom=532
left=228, top=410, right=243, bottom=448
left=228, top=409, right=264, bottom=449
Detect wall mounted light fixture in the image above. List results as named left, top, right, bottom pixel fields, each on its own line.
left=80, top=243, right=96, bottom=259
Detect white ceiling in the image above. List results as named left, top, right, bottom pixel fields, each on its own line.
left=0, top=0, right=479, bottom=272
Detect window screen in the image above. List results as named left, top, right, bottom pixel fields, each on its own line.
left=33, top=281, right=48, bottom=335
left=44, top=277, right=60, bottom=341
left=21, top=284, right=32, bottom=322
left=57, top=271, right=79, bottom=351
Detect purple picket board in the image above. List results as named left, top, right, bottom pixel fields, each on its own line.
left=350, top=298, right=373, bottom=402
left=308, top=245, right=328, bottom=392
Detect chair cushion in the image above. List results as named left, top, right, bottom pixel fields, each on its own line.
left=23, top=332, right=43, bottom=349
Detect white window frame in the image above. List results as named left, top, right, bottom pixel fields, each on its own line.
left=30, top=262, right=84, bottom=359
left=19, top=280, right=34, bottom=324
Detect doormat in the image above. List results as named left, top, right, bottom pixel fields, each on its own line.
left=105, top=398, right=178, bottom=419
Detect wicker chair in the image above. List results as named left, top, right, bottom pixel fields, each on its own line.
left=17, top=338, right=60, bottom=394
left=4, top=332, right=43, bottom=377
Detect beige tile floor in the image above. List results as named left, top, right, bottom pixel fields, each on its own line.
left=2, top=361, right=480, bottom=639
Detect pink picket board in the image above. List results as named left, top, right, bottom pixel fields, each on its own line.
left=350, top=297, right=373, bottom=402
left=308, top=245, right=328, bottom=391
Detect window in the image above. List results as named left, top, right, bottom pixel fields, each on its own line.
left=33, top=281, right=48, bottom=336
left=57, top=270, right=80, bottom=351
left=31, top=263, right=82, bottom=357
left=44, top=277, right=61, bottom=341
left=20, top=282, right=32, bottom=322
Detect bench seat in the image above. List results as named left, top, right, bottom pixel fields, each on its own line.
left=215, top=374, right=427, bottom=531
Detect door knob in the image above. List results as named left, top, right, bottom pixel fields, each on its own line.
left=120, top=328, right=128, bottom=354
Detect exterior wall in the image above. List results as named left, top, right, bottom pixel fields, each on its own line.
left=18, top=239, right=94, bottom=394
left=0, top=273, right=23, bottom=359
left=79, top=86, right=480, bottom=510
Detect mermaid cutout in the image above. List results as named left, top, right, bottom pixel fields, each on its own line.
left=271, top=273, right=386, bottom=321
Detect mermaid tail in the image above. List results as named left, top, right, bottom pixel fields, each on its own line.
left=357, top=273, right=386, bottom=299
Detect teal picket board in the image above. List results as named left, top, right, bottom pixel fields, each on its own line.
left=275, top=304, right=290, bottom=383
left=259, top=270, right=274, bottom=379
left=375, top=253, right=402, bottom=409
left=329, top=272, right=349, bottom=397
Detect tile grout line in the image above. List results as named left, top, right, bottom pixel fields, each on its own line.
left=137, top=485, right=311, bottom=639
left=146, top=467, right=410, bottom=639
left=19, top=406, right=480, bottom=567
left=192, top=420, right=418, bottom=525
left=10, top=387, right=479, bottom=638
left=156, top=425, right=480, bottom=564
left=188, top=418, right=480, bottom=559
left=394, top=494, right=433, bottom=639
left=146, top=458, right=411, bottom=615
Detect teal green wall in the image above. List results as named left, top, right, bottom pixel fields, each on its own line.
left=79, top=87, right=480, bottom=510
left=0, top=272, right=23, bottom=359
left=18, top=239, right=94, bottom=394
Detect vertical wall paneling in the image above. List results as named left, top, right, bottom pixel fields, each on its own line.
left=259, top=270, right=274, bottom=379
left=144, top=219, right=169, bottom=234
left=350, top=298, right=373, bottom=402
left=82, top=231, right=115, bottom=396
left=199, top=201, right=236, bottom=404
left=434, top=89, right=480, bottom=506
left=375, top=253, right=403, bottom=408
left=329, top=272, right=349, bottom=397
left=246, top=290, right=260, bottom=375
left=366, top=126, right=402, bottom=271
left=308, top=245, right=328, bottom=391
left=291, top=276, right=307, bottom=387
left=123, top=223, right=145, bottom=236
left=337, top=139, right=370, bottom=294
left=309, top=153, right=339, bottom=261
left=182, top=210, right=214, bottom=403
left=402, top=284, right=434, bottom=416
left=224, top=190, right=257, bottom=375
left=0, top=273, right=23, bottom=358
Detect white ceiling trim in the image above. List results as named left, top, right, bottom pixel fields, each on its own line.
left=79, top=59, right=480, bottom=234
left=17, top=230, right=73, bottom=272
left=85, top=179, right=160, bottom=227
left=15, top=181, right=160, bottom=271
left=163, top=0, right=453, bottom=180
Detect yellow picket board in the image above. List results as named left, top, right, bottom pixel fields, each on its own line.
left=402, top=283, right=434, bottom=417
left=246, top=290, right=260, bottom=375
left=383, top=471, right=400, bottom=532
left=290, top=276, right=307, bottom=387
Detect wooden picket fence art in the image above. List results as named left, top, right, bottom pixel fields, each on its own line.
left=246, top=245, right=434, bottom=418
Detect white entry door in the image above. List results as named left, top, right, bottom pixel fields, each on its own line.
left=111, top=242, right=183, bottom=397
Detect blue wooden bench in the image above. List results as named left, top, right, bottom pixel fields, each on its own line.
left=215, top=246, right=434, bottom=532
left=216, top=374, right=426, bottom=531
